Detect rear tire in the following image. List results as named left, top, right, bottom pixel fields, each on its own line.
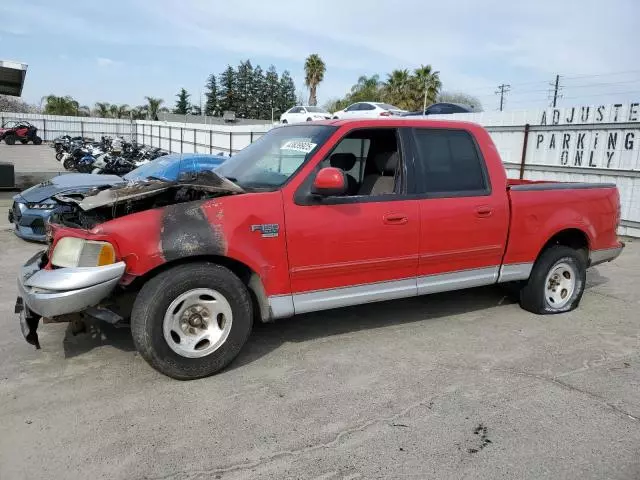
left=55, top=152, right=63, bottom=161
left=5, top=135, right=16, bottom=145
left=306, top=117, right=312, bottom=122
left=33, top=136, right=43, bottom=145
left=63, top=158, right=75, bottom=170
left=131, top=263, right=253, bottom=380
left=519, top=246, right=586, bottom=314
left=282, top=119, right=288, bottom=124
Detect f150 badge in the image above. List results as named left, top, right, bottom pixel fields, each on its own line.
left=251, top=224, right=280, bottom=238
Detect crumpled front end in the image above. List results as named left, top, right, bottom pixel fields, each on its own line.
left=15, top=250, right=126, bottom=348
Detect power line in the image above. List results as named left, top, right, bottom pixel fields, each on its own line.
left=561, top=69, right=640, bottom=80
left=495, top=84, right=510, bottom=111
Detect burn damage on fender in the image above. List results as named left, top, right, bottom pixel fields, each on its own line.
left=161, top=201, right=226, bottom=261
left=51, top=171, right=243, bottom=229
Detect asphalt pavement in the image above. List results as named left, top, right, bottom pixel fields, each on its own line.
left=0, top=232, right=639, bottom=480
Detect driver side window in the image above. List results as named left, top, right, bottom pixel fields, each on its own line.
left=318, top=128, right=402, bottom=198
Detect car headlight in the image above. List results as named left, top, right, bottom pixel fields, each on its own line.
left=28, top=203, right=55, bottom=210
left=51, top=237, right=116, bottom=268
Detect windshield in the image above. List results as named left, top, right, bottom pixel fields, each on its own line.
left=215, top=125, right=336, bottom=189
left=306, top=106, right=328, bottom=113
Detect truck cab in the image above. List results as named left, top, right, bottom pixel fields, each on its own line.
left=16, top=119, right=624, bottom=379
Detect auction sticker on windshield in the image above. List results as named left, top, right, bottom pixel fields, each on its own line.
left=280, top=140, right=317, bottom=153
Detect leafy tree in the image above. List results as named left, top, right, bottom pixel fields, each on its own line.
left=218, top=65, right=237, bottom=114
left=304, top=53, right=326, bottom=106
left=437, top=91, right=483, bottom=111
left=144, top=96, right=165, bottom=120
left=204, top=74, right=219, bottom=116
left=94, top=102, right=110, bottom=118
left=0, top=95, right=36, bottom=113
left=174, top=88, right=191, bottom=115
left=278, top=70, right=296, bottom=113
left=42, top=95, right=80, bottom=116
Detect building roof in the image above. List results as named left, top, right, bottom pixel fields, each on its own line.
left=0, top=60, right=28, bottom=97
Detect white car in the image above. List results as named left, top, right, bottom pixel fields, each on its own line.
left=280, top=106, right=332, bottom=124
left=332, top=102, right=406, bottom=119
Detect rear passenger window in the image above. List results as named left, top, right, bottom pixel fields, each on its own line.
left=412, top=129, right=489, bottom=196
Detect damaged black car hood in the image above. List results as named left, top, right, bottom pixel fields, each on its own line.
left=54, top=170, right=244, bottom=211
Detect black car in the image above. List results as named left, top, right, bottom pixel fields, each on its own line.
left=403, top=102, right=477, bottom=116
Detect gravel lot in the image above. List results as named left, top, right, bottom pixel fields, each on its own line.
left=0, top=224, right=639, bottom=477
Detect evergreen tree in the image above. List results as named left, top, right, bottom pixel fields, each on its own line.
left=235, top=60, right=254, bottom=118
left=174, top=88, right=191, bottom=114
left=218, top=65, right=236, bottom=113
left=204, top=74, right=219, bottom=116
left=278, top=70, right=297, bottom=113
left=252, top=65, right=266, bottom=119
left=264, top=65, right=280, bottom=119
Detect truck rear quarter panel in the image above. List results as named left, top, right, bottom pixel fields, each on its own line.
left=504, top=186, right=620, bottom=264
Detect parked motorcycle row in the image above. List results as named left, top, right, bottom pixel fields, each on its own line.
left=52, top=135, right=169, bottom=175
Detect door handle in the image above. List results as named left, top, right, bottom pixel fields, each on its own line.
left=383, top=214, right=408, bottom=225
left=475, top=206, right=493, bottom=218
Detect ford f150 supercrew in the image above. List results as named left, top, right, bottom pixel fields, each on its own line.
left=16, top=119, right=624, bottom=379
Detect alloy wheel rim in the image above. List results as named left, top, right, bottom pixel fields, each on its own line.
left=544, top=262, right=576, bottom=309
left=163, top=288, right=233, bottom=358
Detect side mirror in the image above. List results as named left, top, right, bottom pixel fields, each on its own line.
left=311, top=167, right=347, bottom=197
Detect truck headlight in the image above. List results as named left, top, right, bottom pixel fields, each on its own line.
left=51, top=237, right=116, bottom=268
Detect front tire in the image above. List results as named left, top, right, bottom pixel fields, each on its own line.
left=62, top=158, right=75, bottom=170
left=55, top=152, right=63, bottom=161
left=33, top=136, right=43, bottom=145
left=4, top=134, right=16, bottom=145
left=281, top=119, right=288, bottom=124
left=519, top=246, right=586, bottom=314
left=131, top=263, right=253, bottom=380
left=20, top=139, right=29, bottom=144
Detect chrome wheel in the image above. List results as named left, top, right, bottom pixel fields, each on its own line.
left=163, top=288, right=233, bottom=358
left=544, top=262, right=576, bottom=309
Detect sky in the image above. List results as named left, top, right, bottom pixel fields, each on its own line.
left=2, top=0, right=639, bottom=112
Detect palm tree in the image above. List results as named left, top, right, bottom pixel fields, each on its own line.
left=114, top=104, right=129, bottom=119
left=350, top=75, right=383, bottom=102
left=145, top=96, right=164, bottom=120
left=108, top=104, right=119, bottom=118
left=384, top=69, right=412, bottom=109
left=130, top=105, right=148, bottom=120
left=94, top=102, right=110, bottom=117
left=78, top=105, right=91, bottom=117
left=42, top=95, right=80, bottom=116
left=304, top=54, right=326, bottom=106
left=412, top=64, right=442, bottom=111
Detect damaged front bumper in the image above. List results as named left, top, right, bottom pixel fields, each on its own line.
left=16, top=251, right=126, bottom=346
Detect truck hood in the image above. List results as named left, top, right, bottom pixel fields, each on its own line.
left=54, top=170, right=244, bottom=211
left=17, top=173, right=125, bottom=203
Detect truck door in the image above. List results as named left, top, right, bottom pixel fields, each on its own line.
left=283, top=127, right=420, bottom=313
left=409, top=128, right=510, bottom=294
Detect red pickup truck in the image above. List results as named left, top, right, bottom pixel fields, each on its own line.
left=16, top=119, right=624, bottom=379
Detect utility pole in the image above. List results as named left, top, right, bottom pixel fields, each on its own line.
left=549, top=74, right=562, bottom=107
left=495, top=84, right=510, bottom=112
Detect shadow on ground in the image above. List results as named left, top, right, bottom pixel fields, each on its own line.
left=59, top=267, right=611, bottom=368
